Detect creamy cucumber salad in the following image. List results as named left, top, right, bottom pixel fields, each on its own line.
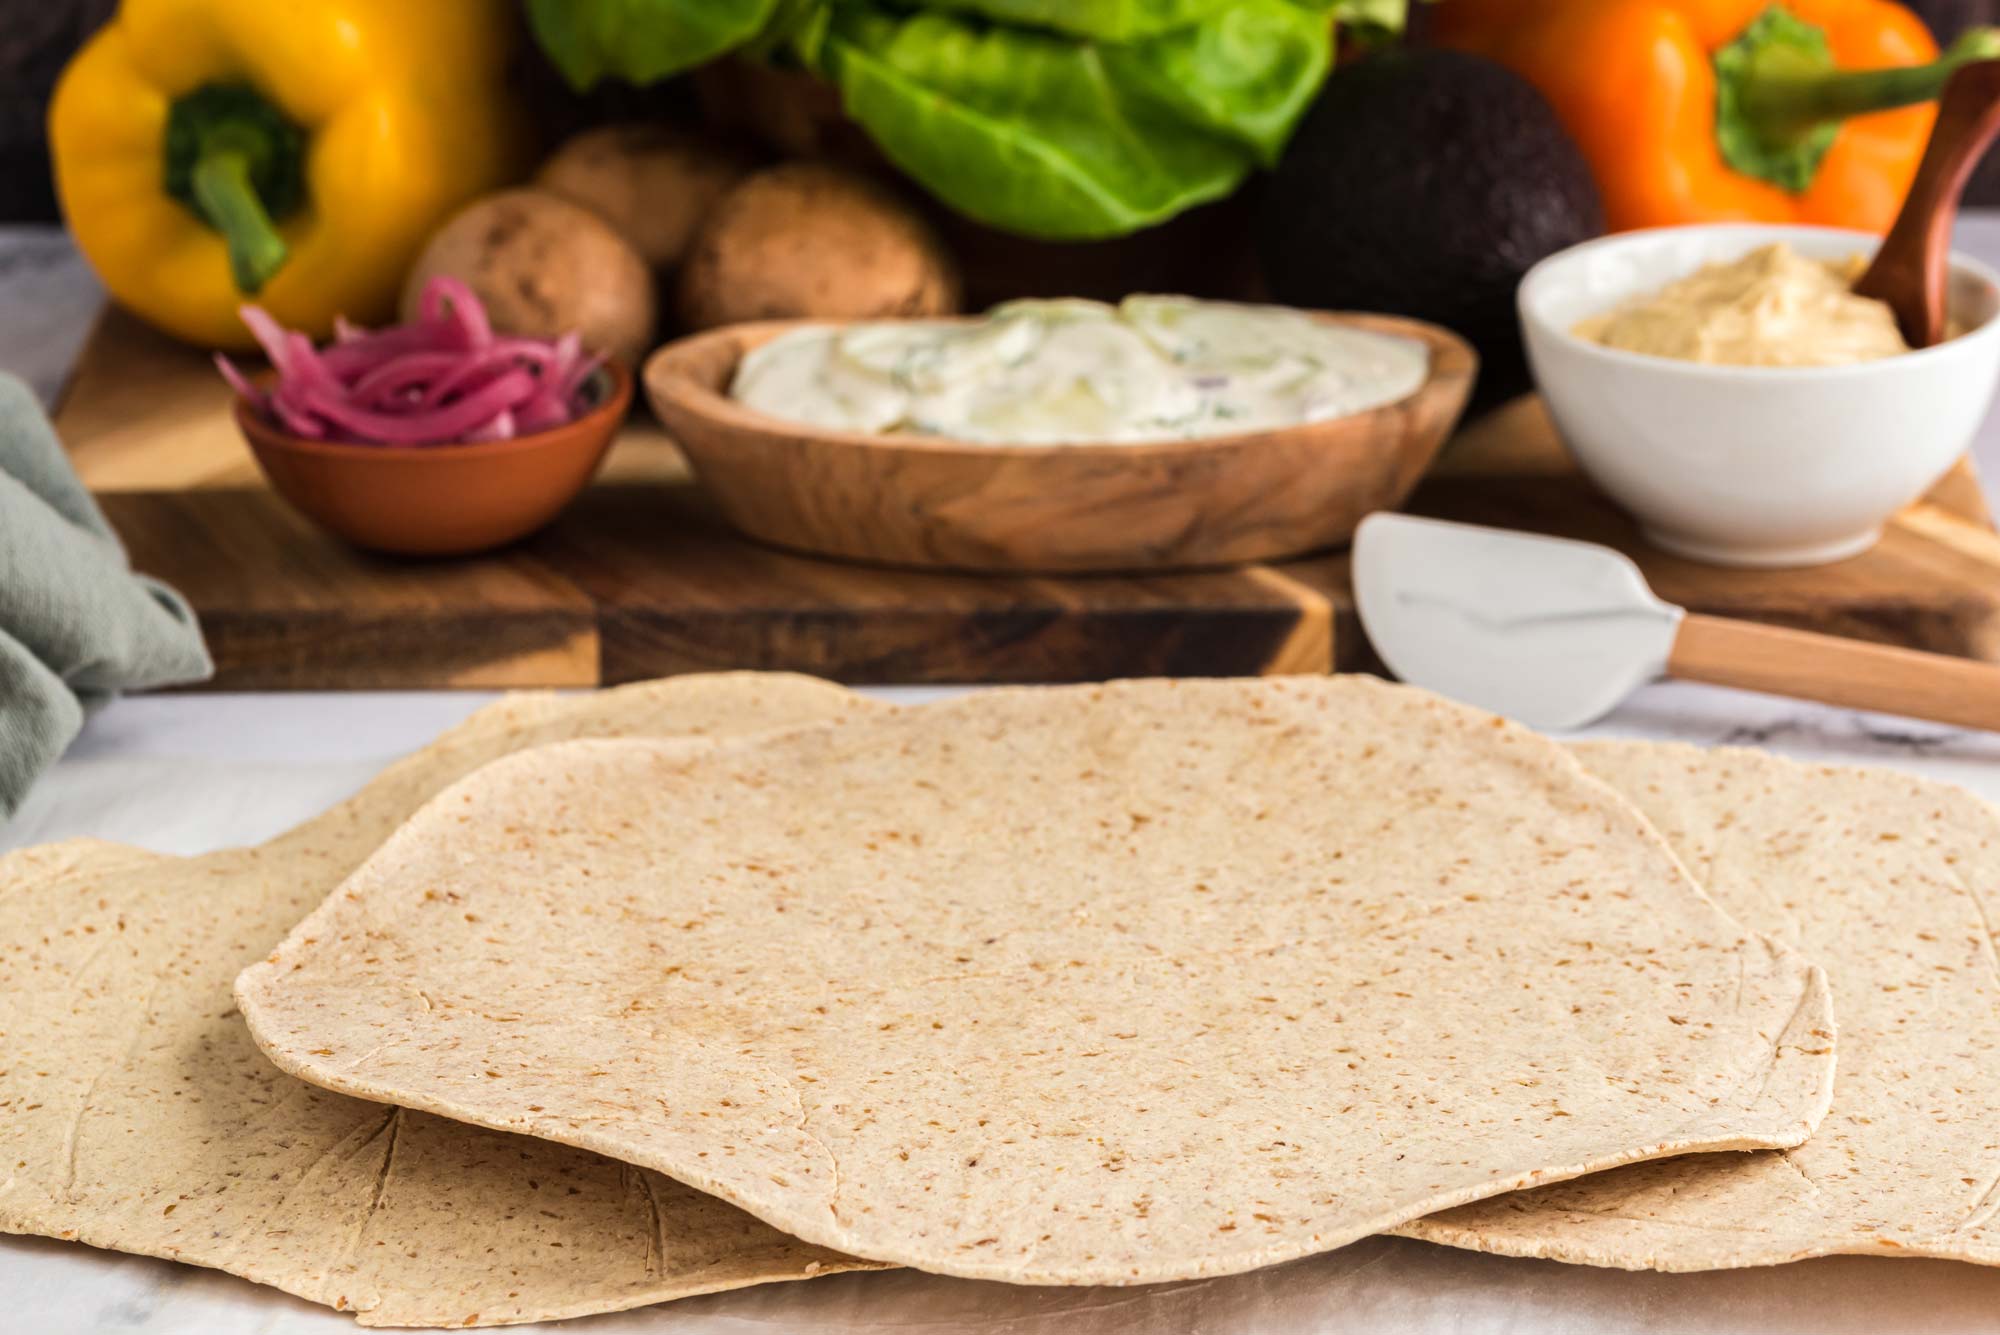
left=729, top=296, right=1430, bottom=445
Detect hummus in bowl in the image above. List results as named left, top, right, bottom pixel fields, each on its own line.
left=1520, top=224, right=2000, bottom=567
left=1571, top=243, right=1913, bottom=368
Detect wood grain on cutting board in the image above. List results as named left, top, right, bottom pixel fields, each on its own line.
left=59, top=307, right=2000, bottom=688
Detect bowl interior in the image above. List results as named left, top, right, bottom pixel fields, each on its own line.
left=239, top=361, right=632, bottom=459
left=1522, top=224, right=2000, bottom=345
left=648, top=311, right=1477, bottom=457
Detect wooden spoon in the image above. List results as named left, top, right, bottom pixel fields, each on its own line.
left=1854, top=59, right=2000, bottom=348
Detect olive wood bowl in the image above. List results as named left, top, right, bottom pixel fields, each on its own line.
left=645, top=313, right=1477, bottom=574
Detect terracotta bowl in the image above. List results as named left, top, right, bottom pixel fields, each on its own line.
left=644, top=315, right=1477, bottom=573
left=236, top=361, right=631, bottom=557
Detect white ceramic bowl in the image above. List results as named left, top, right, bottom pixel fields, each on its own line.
left=1519, top=223, right=2000, bottom=567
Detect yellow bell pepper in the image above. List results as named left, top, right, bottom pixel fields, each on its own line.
left=48, top=0, right=530, bottom=351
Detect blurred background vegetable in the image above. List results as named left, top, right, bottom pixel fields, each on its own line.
left=19, top=0, right=2000, bottom=397
left=675, top=161, right=961, bottom=329
left=402, top=190, right=657, bottom=369
left=524, top=0, right=1400, bottom=240
left=534, top=124, right=755, bottom=271
left=1432, top=0, right=2000, bottom=232
left=1258, top=47, right=1605, bottom=408
left=46, top=0, right=530, bottom=350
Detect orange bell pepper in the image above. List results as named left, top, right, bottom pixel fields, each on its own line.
left=1433, top=0, right=2000, bottom=232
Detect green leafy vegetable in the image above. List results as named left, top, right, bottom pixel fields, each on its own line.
left=525, top=0, right=792, bottom=90
left=813, top=7, right=1256, bottom=239
left=899, top=0, right=1240, bottom=43
left=525, top=0, right=1406, bottom=239
left=1103, top=2, right=1334, bottom=165
left=906, top=0, right=1371, bottom=43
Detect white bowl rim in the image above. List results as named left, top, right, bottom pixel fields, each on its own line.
left=1518, top=221, right=2000, bottom=381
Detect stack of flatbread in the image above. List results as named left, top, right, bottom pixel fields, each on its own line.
left=4, top=671, right=1996, bottom=1329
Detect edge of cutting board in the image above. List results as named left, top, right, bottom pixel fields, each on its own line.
left=58, top=307, right=2000, bottom=688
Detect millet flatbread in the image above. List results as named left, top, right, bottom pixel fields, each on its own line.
left=0, top=673, right=880, bottom=1328
left=1401, top=741, right=2000, bottom=1269
left=236, top=677, right=1836, bottom=1286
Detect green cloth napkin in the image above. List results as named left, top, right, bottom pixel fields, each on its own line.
left=0, top=372, right=211, bottom=817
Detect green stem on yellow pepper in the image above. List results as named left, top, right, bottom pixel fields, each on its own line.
left=164, top=84, right=306, bottom=295
left=190, top=147, right=290, bottom=293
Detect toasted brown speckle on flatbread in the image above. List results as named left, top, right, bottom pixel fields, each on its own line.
left=237, top=678, right=1835, bottom=1287
left=1402, top=741, right=2000, bottom=1270
left=0, top=673, right=881, bottom=1327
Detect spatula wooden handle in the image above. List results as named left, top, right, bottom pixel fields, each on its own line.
left=1667, top=613, right=2000, bottom=732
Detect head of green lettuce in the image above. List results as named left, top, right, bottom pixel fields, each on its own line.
left=526, top=0, right=1406, bottom=241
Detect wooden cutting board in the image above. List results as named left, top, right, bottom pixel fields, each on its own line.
left=57, top=308, right=2000, bottom=689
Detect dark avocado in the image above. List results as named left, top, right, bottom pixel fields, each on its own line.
left=1257, top=48, right=1604, bottom=408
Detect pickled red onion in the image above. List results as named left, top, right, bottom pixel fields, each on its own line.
left=217, top=277, right=605, bottom=446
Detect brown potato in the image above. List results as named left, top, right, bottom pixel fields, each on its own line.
left=534, top=124, right=753, bottom=271
left=676, top=162, right=961, bottom=331
left=401, top=189, right=656, bottom=367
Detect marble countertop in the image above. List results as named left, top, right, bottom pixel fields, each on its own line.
left=7, top=226, right=2000, bottom=1334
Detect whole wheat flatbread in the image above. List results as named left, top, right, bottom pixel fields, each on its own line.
left=236, top=677, right=1836, bottom=1286
left=0, top=673, right=880, bottom=1328
left=1400, top=741, right=2000, bottom=1269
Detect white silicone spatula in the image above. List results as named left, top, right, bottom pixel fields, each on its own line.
left=1352, top=513, right=2000, bottom=731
